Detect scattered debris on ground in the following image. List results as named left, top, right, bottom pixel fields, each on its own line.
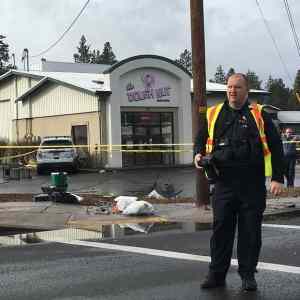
left=86, top=196, right=155, bottom=216
left=0, top=187, right=299, bottom=205
left=33, top=185, right=83, bottom=204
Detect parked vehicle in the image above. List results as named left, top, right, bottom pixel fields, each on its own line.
left=36, top=136, right=80, bottom=175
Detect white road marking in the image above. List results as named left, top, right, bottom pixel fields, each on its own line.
left=56, top=239, right=300, bottom=275
left=263, top=224, right=300, bottom=230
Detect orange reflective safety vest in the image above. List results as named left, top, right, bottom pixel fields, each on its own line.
left=205, top=102, right=272, bottom=177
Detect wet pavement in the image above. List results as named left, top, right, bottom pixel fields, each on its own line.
left=0, top=220, right=300, bottom=299
left=0, top=166, right=196, bottom=196
left=0, top=165, right=299, bottom=197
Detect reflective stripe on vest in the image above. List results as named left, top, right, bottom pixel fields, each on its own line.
left=249, top=103, right=272, bottom=177
left=205, top=102, right=272, bottom=177
left=206, top=103, right=223, bottom=154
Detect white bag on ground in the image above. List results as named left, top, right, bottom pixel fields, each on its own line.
left=122, top=200, right=154, bottom=216
left=114, top=196, right=137, bottom=212
left=147, top=189, right=166, bottom=199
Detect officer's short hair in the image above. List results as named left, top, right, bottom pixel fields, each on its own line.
left=228, top=73, right=249, bottom=91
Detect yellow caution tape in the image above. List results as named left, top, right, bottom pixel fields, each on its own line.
left=0, top=143, right=194, bottom=149
left=0, top=142, right=298, bottom=157
left=0, top=150, right=37, bottom=161
left=0, top=140, right=297, bottom=149
left=117, top=149, right=193, bottom=153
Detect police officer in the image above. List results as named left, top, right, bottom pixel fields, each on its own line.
left=194, top=73, right=284, bottom=291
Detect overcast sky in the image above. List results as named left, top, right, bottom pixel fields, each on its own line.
left=1, top=0, right=299, bottom=88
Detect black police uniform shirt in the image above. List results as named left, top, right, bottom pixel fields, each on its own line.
left=193, top=100, right=284, bottom=183
left=212, top=101, right=264, bottom=171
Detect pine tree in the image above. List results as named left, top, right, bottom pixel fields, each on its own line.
left=246, top=70, right=262, bottom=90
left=265, top=75, right=291, bottom=109
left=0, top=35, right=10, bottom=75
left=90, top=49, right=102, bottom=64
left=293, top=70, right=300, bottom=96
left=73, top=35, right=92, bottom=63
left=225, top=67, right=235, bottom=82
left=174, top=49, right=192, bottom=72
left=73, top=36, right=118, bottom=65
left=288, top=70, right=300, bottom=110
left=98, top=42, right=117, bottom=65
left=265, top=75, right=274, bottom=91
left=214, top=65, right=226, bottom=84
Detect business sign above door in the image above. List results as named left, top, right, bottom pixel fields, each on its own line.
left=126, top=73, right=171, bottom=103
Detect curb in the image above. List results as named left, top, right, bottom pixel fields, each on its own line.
left=263, top=207, right=300, bottom=220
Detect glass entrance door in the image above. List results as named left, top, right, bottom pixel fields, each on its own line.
left=121, top=112, right=174, bottom=167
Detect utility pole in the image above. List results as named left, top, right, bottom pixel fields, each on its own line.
left=296, top=92, right=300, bottom=103
left=12, top=53, right=16, bottom=68
left=190, top=0, right=210, bottom=208
left=22, top=48, right=29, bottom=71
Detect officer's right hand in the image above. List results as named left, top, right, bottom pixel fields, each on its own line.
left=194, top=153, right=203, bottom=169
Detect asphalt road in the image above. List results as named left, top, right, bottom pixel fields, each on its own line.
left=0, top=217, right=300, bottom=300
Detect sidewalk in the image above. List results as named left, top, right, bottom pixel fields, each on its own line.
left=0, top=196, right=299, bottom=232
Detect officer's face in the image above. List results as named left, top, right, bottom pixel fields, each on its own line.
left=227, top=76, right=249, bottom=109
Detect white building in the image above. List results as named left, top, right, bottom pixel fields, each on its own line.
left=0, top=55, right=269, bottom=168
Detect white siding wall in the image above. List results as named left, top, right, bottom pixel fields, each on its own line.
left=0, top=75, right=40, bottom=141
left=19, top=84, right=98, bottom=119
left=0, top=80, right=13, bottom=101
left=17, top=77, right=30, bottom=95
left=0, top=79, right=15, bottom=140
left=0, top=100, right=11, bottom=140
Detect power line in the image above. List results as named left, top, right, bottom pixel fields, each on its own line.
left=283, top=0, right=300, bottom=54
left=255, top=0, right=293, bottom=84
left=30, top=0, right=90, bottom=59
left=283, top=0, right=300, bottom=58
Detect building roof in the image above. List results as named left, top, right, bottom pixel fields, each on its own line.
left=0, top=70, right=111, bottom=102
left=191, top=80, right=270, bottom=94
left=27, top=71, right=111, bottom=93
left=103, top=54, right=192, bottom=77
left=41, top=59, right=111, bottom=74
left=277, top=111, right=300, bottom=123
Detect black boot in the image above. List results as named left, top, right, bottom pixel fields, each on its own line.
left=201, top=273, right=226, bottom=289
left=241, top=274, right=257, bottom=291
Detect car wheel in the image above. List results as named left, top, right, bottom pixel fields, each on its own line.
left=71, top=162, right=79, bottom=173
left=37, top=165, right=44, bottom=175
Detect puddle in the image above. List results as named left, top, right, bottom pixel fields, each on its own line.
left=0, top=221, right=210, bottom=248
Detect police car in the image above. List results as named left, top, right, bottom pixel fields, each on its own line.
left=36, top=136, right=79, bottom=175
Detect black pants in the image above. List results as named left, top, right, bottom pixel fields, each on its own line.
left=209, top=177, right=266, bottom=279
left=284, top=156, right=296, bottom=187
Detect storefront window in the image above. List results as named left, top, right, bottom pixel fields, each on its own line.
left=121, top=112, right=174, bottom=167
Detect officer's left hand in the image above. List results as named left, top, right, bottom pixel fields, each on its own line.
left=270, top=181, right=283, bottom=196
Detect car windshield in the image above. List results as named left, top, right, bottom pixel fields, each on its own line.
left=41, top=140, right=73, bottom=147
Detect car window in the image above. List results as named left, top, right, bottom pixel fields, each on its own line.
left=41, top=140, right=73, bottom=147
